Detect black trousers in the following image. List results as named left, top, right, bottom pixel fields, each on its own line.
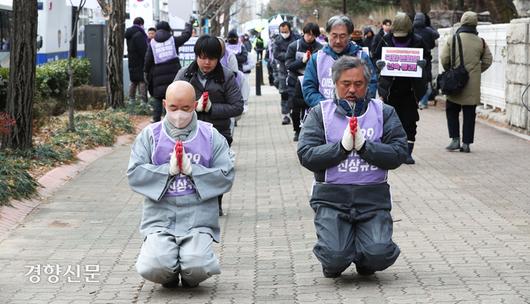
left=446, top=99, right=477, bottom=144
left=289, top=78, right=307, bottom=133
left=386, top=94, right=419, bottom=142
left=151, top=97, right=166, bottom=122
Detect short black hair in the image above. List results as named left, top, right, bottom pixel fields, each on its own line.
left=148, top=27, right=156, bottom=32
left=303, top=22, right=320, bottom=37
left=382, top=19, right=392, bottom=26
left=279, top=21, right=292, bottom=31
left=194, top=34, right=222, bottom=60
left=133, top=17, right=144, bottom=26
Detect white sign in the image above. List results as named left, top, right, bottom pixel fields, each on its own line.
left=178, top=36, right=198, bottom=68
left=168, top=0, right=193, bottom=22
left=64, top=0, right=101, bottom=9
left=129, top=0, right=154, bottom=29
left=380, top=47, right=423, bottom=78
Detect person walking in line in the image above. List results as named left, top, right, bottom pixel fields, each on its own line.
left=440, top=11, right=492, bottom=153
left=413, top=12, right=439, bottom=109
left=302, top=15, right=377, bottom=109
left=125, top=17, right=148, bottom=103
left=285, top=22, right=323, bottom=141
left=175, top=35, right=244, bottom=216
left=144, top=19, right=193, bottom=122
left=373, top=13, right=429, bottom=165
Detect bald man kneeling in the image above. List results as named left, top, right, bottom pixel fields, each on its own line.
left=127, top=81, right=235, bottom=288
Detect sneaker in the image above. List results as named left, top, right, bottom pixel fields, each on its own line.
left=446, top=138, right=460, bottom=151
left=356, top=265, right=375, bottom=276
left=418, top=103, right=428, bottom=110
left=282, top=116, right=291, bottom=125
left=293, top=131, right=300, bottom=142
left=460, top=143, right=470, bottom=153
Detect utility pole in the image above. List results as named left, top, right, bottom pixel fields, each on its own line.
left=342, top=0, right=346, bottom=14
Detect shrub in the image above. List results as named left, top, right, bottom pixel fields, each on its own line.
left=0, top=152, right=39, bottom=205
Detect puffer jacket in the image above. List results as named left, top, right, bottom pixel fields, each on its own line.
left=144, top=22, right=192, bottom=99
left=175, top=62, right=244, bottom=144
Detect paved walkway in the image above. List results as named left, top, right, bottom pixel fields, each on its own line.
left=1, top=88, right=530, bottom=304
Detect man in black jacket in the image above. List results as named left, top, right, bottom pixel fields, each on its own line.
left=145, top=20, right=193, bottom=122
left=370, top=19, right=392, bottom=62
left=285, top=22, right=323, bottom=141
left=373, top=13, right=429, bottom=165
left=274, top=21, right=300, bottom=125
left=125, top=17, right=148, bottom=103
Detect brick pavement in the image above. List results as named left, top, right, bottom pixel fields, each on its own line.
left=0, top=87, right=529, bottom=303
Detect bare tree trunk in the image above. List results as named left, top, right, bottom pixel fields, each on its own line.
left=222, top=2, right=230, bottom=36
left=67, top=1, right=86, bottom=132
left=420, top=0, right=431, bottom=14
left=400, top=0, right=416, bottom=18
left=484, top=0, right=518, bottom=23
left=97, top=0, right=126, bottom=109
left=1, top=0, right=38, bottom=150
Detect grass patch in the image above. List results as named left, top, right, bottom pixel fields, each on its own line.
left=0, top=110, right=140, bottom=206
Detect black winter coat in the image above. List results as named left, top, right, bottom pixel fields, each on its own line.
left=175, top=62, right=244, bottom=144
left=144, top=22, right=192, bottom=99
left=125, top=25, right=148, bottom=82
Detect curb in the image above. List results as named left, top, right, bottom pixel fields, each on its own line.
left=0, top=118, right=150, bottom=242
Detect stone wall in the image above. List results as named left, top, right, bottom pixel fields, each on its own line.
left=505, top=18, right=530, bottom=132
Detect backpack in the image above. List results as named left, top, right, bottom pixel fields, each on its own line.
left=437, top=33, right=469, bottom=95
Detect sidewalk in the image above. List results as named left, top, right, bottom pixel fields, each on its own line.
left=0, top=88, right=529, bottom=303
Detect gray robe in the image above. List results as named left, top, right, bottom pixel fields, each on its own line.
left=127, top=118, right=235, bottom=242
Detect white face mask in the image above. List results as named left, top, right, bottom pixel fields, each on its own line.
left=281, top=32, right=290, bottom=39
left=166, top=110, right=193, bottom=128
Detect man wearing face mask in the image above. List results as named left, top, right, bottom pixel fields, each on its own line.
left=285, top=22, right=323, bottom=141
left=128, top=81, right=235, bottom=289
left=273, top=21, right=300, bottom=125
left=297, top=56, right=407, bottom=278
left=303, top=15, right=377, bottom=109
left=175, top=34, right=244, bottom=215
left=373, top=13, right=429, bottom=165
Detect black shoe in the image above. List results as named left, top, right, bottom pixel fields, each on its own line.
left=282, top=116, right=291, bottom=125
left=356, top=265, right=375, bottom=276
left=322, top=267, right=341, bottom=278
left=162, top=277, right=179, bottom=288
left=460, top=143, right=470, bottom=153
left=404, top=155, right=415, bottom=165
left=181, top=279, right=199, bottom=288
left=293, top=131, right=300, bottom=142
left=446, top=138, right=460, bottom=151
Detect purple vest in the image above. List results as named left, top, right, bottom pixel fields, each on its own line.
left=226, top=43, right=242, bottom=55
left=150, top=38, right=178, bottom=64
left=316, top=51, right=335, bottom=99
left=321, top=99, right=387, bottom=185
left=316, top=46, right=365, bottom=99
left=150, top=121, right=213, bottom=196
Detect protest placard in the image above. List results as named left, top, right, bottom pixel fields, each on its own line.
left=380, top=47, right=423, bottom=78
left=178, top=37, right=198, bottom=68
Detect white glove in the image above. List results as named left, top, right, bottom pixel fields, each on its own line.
left=341, top=123, right=354, bottom=152
left=180, top=146, right=192, bottom=176
left=302, top=50, right=311, bottom=63
left=169, top=149, right=180, bottom=176
left=168, top=144, right=193, bottom=176
left=341, top=117, right=366, bottom=152
left=196, top=96, right=212, bottom=112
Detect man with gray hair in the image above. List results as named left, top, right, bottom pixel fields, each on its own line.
left=297, top=56, right=407, bottom=277
left=302, top=15, right=377, bottom=108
